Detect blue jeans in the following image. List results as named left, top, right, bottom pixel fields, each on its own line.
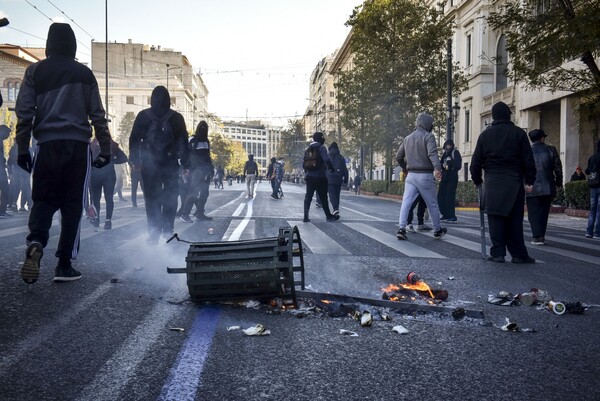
left=399, top=172, right=442, bottom=231
left=587, top=187, right=600, bottom=236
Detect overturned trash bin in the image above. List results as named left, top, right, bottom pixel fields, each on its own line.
left=167, top=226, right=305, bottom=306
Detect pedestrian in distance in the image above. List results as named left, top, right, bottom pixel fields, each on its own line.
left=128, top=159, right=144, bottom=207
left=16, top=23, right=113, bottom=283
left=0, top=125, right=11, bottom=217
left=437, top=139, right=462, bottom=223
left=354, top=174, right=362, bottom=195
left=470, top=101, right=536, bottom=263
left=525, top=129, right=563, bottom=245
left=325, top=142, right=348, bottom=216
left=7, top=143, right=33, bottom=213
left=89, top=138, right=128, bottom=230
left=275, top=157, right=285, bottom=198
left=114, top=163, right=128, bottom=202
left=395, top=112, right=447, bottom=240
left=243, top=154, right=259, bottom=198
left=216, top=165, right=225, bottom=189
left=584, top=140, right=600, bottom=238
left=570, top=166, right=586, bottom=182
left=302, top=131, right=339, bottom=222
left=129, top=85, right=190, bottom=244
left=267, top=157, right=278, bottom=199
left=179, top=121, right=213, bottom=223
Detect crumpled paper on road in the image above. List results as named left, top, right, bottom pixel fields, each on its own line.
left=243, top=324, right=271, bottom=336
left=392, top=325, right=409, bottom=335
left=488, top=291, right=518, bottom=306
left=339, top=329, right=359, bottom=337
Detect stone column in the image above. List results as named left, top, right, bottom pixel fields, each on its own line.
left=560, top=97, right=580, bottom=186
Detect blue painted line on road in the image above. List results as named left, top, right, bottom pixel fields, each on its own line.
left=158, top=306, right=221, bottom=401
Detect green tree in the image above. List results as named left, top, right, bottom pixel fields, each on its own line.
left=209, top=132, right=247, bottom=176
left=487, top=0, right=600, bottom=97
left=336, top=0, right=466, bottom=182
left=277, top=119, right=307, bottom=171
left=117, top=112, right=136, bottom=154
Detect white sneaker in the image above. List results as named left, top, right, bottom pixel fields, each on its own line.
left=407, top=224, right=416, bottom=232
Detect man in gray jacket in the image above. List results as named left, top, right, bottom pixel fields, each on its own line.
left=395, top=112, right=446, bottom=240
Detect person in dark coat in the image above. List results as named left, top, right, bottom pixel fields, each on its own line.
left=354, top=175, right=362, bottom=195
left=16, top=23, right=113, bottom=283
left=470, top=101, right=536, bottom=263
left=437, top=139, right=462, bottom=222
left=303, top=132, right=338, bottom=222
left=584, top=140, right=600, bottom=238
left=570, top=167, right=586, bottom=182
left=129, top=85, right=190, bottom=244
left=179, top=121, right=212, bottom=223
left=525, top=129, right=563, bottom=245
left=89, top=139, right=128, bottom=230
left=326, top=142, right=348, bottom=216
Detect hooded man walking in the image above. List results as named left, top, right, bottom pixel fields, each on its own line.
left=326, top=142, right=348, bottom=216
left=396, top=112, right=447, bottom=240
left=303, top=132, right=339, bottom=222
left=129, top=86, right=189, bottom=244
left=16, top=23, right=113, bottom=283
left=470, top=101, right=536, bottom=263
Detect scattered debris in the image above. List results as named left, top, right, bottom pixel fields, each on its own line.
left=447, top=276, right=456, bottom=281
left=360, top=311, right=373, bottom=327
left=168, top=327, right=185, bottom=332
left=488, top=291, right=518, bottom=306
left=382, top=271, right=449, bottom=302
left=565, top=302, right=586, bottom=314
left=243, top=324, right=271, bottom=336
left=227, top=326, right=241, bottom=331
left=110, top=278, right=120, bottom=283
left=392, top=325, right=409, bottom=334
left=242, top=300, right=261, bottom=309
left=547, top=301, right=566, bottom=315
left=501, top=318, right=519, bottom=332
left=208, top=227, right=214, bottom=235
left=339, top=329, right=359, bottom=337
left=451, top=307, right=466, bottom=320
left=380, top=313, right=393, bottom=321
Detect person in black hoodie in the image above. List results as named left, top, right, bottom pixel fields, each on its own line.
left=89, top=138, right=128, bottom=230
left=179, top=121, right=212, bottom=222
left=584, top=140, right=600, bottom=238
left=437, top=139, right=462, bottom=222
left=15, top=23, right=112, bottom=284
left=470, top=101, right=536, bottom=263
left=326, top=142, right=348, bottom=216
left=303, top=132, right=338, bottom=222
left=129, top=85, right=189, bottom=244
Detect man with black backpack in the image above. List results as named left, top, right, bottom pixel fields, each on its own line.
left=303, top=132, right=339, bottom=222
left=129, top=85, right=190, bottom=244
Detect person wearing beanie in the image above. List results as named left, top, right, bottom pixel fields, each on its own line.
left=325, top=142, right=349, bottom=216
left=525, top=129, right=563, bottom=245
left=15, top=23, right=113, bottom=284
left=570, top=167, right=586, bottom=182
left=584, top=140, right=600, bottom=238
left=437, top=139, right=462, bottom=223
left=243, top=154, right=259, bottom=198
left=470, top=101, right=537, bottom=263
left=396, top=112, right=446, bottom=240
left=129, top=86, right=190, bottom=243
left=302, top=132, right=338, bottom=222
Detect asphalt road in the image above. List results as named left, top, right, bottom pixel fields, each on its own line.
left=1, top=180, right=599, bottom=401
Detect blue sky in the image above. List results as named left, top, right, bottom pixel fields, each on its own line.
left=0, top=0, right=360, bottom=126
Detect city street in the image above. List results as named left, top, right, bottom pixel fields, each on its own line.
left=1, top=180, right=599, bottom=401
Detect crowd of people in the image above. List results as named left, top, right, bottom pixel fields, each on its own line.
left=3, top=23, right=600, bottom=287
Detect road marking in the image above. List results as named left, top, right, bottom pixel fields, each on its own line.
left=76, top=285, right=183, bottom=401
left=158, top=306, right=220, bottom=401
left=414, top=230, right=491, bottom=256
left=207, top=192, right=245, bottom=216
left=340, top=206, right=385, bottom=221
left=344, top=222, right=445, bottom=259
left=288, top=221, right=351, bottom=255
left=0, top=225, right=31, bottom=239
left=224, top=198, right=253, bottom=241
left=232, top=203, right=245, bottom=217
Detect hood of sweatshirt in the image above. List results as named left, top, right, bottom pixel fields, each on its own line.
left=45, top=23, right=77, bottom=58
left=416, top=112, right=434, bottom=132
left=150, top=86, right=171, bottom=118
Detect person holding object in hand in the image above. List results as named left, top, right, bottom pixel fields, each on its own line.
left=15, top=23, right=113, bottom=284
left=470, top=101, right=536, bottom=264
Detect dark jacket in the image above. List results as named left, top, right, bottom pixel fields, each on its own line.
left=304, top=142, right=334, bottom=178
left=244, top=156, right=259, bottom=175
left=15, top=23, right=111, bottom=156
left=441, top=140, right=462, bottom=177
left=129, top=86, right=189, bottom=168
left=354, top=175, right=362, bottom=186
left=570, top=171, right=586, bottom=182
left=326, top=146, right=349, bottom=185
left=527, top=142, right=563, bottom=197
left=267, top=161, right=276, bottom=180
left=470, top=112, right=536, bottom=216
left=585, top=140, right=600, bottom=188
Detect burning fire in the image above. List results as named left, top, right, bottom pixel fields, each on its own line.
left=381, top=282, right=435, bottom=299
left=320, top=299, right=333, bottom=304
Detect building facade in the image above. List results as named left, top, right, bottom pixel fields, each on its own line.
left=305, top=52, right=339, bottom=141
left=221, top=120, right=282, bottom=171
left=91, top=40, right=209, bottom=144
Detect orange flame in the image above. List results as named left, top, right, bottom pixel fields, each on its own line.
left=382, top=281, right=435, bottom=299
left=320, top=299, right=333, bottom=304
left=381, top=284, right=401, bottom=292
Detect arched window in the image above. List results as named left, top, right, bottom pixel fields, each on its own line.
left=496, top=35, right=508, bottom=91
left=15, top=82, right=21, bottom=99
left=7, top=82, right=14, bottom=101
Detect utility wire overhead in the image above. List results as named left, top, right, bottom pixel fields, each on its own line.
left=45, top=0, right=96, bottom=40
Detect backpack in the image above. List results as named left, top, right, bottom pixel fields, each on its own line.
left=145, top=109, right=175, bottom=156
left=303, top=146, right=322, bottom=171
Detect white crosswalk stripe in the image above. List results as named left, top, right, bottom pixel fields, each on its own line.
left=343, top=222, right=445, bottom=258
left=288, top=221, right=351, bottom=255
left=413, top=230, right=491, bottom=256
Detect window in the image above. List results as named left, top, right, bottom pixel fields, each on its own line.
left=147, top=97, right=151, bottom=105
left=330, top=91, right=335, bottom=97
left=170, top=97, right=176, bottom=105
left=126, top=96, right=134, bottom=105
left=495, top=35, right=508, bottom=91
left=329, top=118, right=335, bottom=124
left=464, top=110, right=471, bottom=142
left=7, top=82, right=13, bottom=101
left=466, top=34, right=472, bottom=66
left=329, top=104, right=334, bottom=111
left=242, top=129, right=246, bottom=134
left=463, top=162, right=469, bottom=182
left=224, top=128, right=229, bottom=133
